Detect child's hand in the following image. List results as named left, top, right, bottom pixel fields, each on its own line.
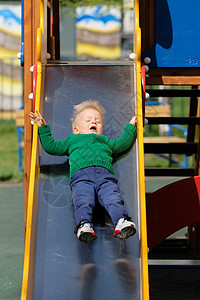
left=29, top=110, right=47, bottom=127
left=129, top=116, right=137, bottom=127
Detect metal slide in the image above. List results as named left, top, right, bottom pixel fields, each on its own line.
left=22, top=63, right=148, bottom=300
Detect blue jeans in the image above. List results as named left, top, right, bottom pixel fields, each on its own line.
left=70, top=166, right=130, bottom=226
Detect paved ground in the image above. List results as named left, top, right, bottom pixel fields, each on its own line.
left=149, top=242, right=200, bottom=300
left=149, top=268, right=200, bottom=300
left=0, top=184, right=24, bottom=300
left=0, top=180, right=200, bottom=300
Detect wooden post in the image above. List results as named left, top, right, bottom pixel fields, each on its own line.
left=24, top=0, right=40, bottom=232
left=53, top=0, right=60, bottom=60
left=140, top=0, right=155, bottom=54
left=187, top=86, right=198, bottom=143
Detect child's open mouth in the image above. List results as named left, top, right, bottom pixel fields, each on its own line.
left=90, top=125, right=97, bottom=131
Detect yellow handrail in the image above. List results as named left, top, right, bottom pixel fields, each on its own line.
left=134, top=1, right=150, bottom=300
left=21, top=62, right=42, bottom=300
left=136, top=27, right=141, bottom=63
left=40, top=0, right=44, bottom=33
left=135, top=0, right=140, bottom=30
left=37, top=28, right=41, bottom=62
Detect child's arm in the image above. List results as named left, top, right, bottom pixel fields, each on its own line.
left=30, top=111, right=70, bottom=156
left=109, top=116, right=137, bottom=154
left=30, top=110, right=47, bottom=127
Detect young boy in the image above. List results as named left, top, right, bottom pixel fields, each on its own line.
left=30, top=100, right=137, bottom=244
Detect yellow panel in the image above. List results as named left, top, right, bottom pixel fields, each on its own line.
left=0, top=75, right=22, bottom=95
left=77, top=42, right=121, bottom=58
left=76, top=24, right=121, bottom=33
left=0, top=27, right=20, bottom=37
left=0, top=46, right=19, bottom=59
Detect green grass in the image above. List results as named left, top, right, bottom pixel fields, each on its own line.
left=0, top=121, right=23, bottom=182
left=144, top=153, right=193, bottom=168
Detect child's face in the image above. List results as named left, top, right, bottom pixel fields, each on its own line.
left=73, top=108, right=103, bottom=135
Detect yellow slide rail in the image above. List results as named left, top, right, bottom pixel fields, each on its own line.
left=134, top=1, right=150, bottom=299
left=21, top=1, right=45, bottom=299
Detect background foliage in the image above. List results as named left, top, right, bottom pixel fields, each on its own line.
left=59, top=0, right=123, bottom=8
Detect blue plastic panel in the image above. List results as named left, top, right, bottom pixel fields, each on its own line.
left=142, top=0, right=200, bottom=67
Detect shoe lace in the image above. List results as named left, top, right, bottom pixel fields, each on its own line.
left=123, top=215, right=132, bottom=222
left=74, top=221, right=83, bottom=234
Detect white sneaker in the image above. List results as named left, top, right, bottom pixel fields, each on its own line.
left=77, top=223, right=97, bottom=243
left=114, top=218, right=136, bottom=240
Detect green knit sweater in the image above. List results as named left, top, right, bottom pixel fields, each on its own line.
left=38, top=123, right=136, bottom=178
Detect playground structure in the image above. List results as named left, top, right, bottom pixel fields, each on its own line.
left=140, top=0, right=200, bottom=251
left=20, top=0, right=200, bottom=299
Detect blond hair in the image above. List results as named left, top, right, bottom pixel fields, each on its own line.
left=72, top=100, right=106, bottom=129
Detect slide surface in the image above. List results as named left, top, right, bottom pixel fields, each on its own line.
left=27, top=63, right=144, bottom=300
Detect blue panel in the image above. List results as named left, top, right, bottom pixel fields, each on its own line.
left=142, top=0, right=200, bottom=67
